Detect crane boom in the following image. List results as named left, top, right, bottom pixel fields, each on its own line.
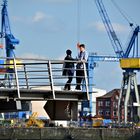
left=95, top=0, right=124, bottom=58
left=95, top=0, right=140, bottom=59
left=0, top=0, right=19, bottom=58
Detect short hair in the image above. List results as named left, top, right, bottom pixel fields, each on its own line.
left=66, top=49, right=72, bottom=55
left=79, top=44, right=85, bottom=48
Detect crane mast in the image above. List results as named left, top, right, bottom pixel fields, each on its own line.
left=0, top=0, right=19, bottom=58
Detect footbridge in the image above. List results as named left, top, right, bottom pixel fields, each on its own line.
left=0, top=57, right=92, bottom=120
left=0, top=57, right=90, bottom=101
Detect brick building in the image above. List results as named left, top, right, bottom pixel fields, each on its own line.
left=96, top=89, right=127, bottom=121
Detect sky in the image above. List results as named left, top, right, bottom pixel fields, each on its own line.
left=0, top=0, right=140, bottom=92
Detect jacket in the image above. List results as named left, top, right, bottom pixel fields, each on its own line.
left=62, top=55, right=75, bottom=76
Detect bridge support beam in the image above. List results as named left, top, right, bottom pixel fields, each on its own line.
left=44, top=100, right=78, bottom=121
left=0, top=100, right=31, bottom=112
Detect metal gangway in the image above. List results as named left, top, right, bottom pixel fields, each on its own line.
left=0, top=57, right=90, bottom=101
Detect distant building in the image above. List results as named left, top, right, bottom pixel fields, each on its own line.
left=91, top=88, right=106, bottom=116
left=96, top=89, right=120, bottom=121
left=96, top=89, right=134, bottom=122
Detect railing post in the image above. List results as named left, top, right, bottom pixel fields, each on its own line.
left=48, top=60, right=55, bottom=99
left=13, top=58, right=20, bottom=99
left=83, top=61, right=89, bottom=100
left=23, top=64, right=29, bottom=89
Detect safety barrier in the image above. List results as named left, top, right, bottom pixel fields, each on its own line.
left=0, top=57, right=90, bottom=100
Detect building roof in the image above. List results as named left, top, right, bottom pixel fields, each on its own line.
left=97, top=89, right=120, bottom=99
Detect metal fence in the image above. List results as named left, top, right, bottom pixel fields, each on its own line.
left=0, top=57, right=90, bottom=100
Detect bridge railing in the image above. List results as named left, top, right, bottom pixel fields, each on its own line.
left=0, top=57, right=90, bottom=100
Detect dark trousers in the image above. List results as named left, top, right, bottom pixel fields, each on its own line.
left=75, top=69, right=84, bottom=90
left=64, top=76, right=73, bottom=90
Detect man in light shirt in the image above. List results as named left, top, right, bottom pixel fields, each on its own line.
left=75, top=44, right=88, bottom=90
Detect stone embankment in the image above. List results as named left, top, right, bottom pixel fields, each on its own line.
left=0, top=127, right=140, bottom=140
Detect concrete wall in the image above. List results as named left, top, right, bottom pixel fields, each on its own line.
left=32, top=101, right=48, bottom=118
left=0, top=128, right=139, bottom=140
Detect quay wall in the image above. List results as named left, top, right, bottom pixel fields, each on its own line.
left=0, top=127, right=140, bottom=140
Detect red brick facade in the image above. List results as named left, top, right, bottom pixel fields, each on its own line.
left=96, top=89, right=131, bottom=122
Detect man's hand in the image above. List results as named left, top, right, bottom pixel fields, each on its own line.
left=77, top=42, right=80, bottom=48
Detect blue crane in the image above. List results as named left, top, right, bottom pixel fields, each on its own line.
left=0, top=0, right=20, bottom=88
left=0, top=0, right=32, bottom=118
left=95, top=0, right=124, bottom=58
left=0, top=0, right=20, bottom=90
left=95, top=0, right=140, bottom=59
left=95, top=0, right=140, bottom=123
left=0, top=0, right=19, bottom=58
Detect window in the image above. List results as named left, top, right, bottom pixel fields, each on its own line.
left=113, top=111, right=117, bottom=116
left=98, top=110, right=103, bottom=115
left=105, top=110, right=110, bottom=116
left=127, top=109, right=131, bottom=116
left=105, top=101, right=110, bottom=106
left=113, top=102, right=118, bottom=108
left=115, top=95, right=119, bottom=100
left=98, top=101, right=103, bottom=106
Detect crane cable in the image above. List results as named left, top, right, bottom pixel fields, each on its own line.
left=110, top=0, right=135, bottom=27
left=77, top=0, right=81, bottom=48
left=77, top=0, right=80, bottom=42
left=77, top=0, right=81, bottom=47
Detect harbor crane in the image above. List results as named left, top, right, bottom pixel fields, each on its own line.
left=95, top=0, right=140, bottom=123
left=0, top=0, right=20, bottom=87
left=0, top=0, right=31, bottom=113
left=0, top=0, right=19, bottom=58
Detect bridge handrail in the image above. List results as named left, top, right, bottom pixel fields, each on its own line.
left=0, top=57, right=90, bottom=100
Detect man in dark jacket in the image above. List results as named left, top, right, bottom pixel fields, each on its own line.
left=62, top=49, right=75, bottom=90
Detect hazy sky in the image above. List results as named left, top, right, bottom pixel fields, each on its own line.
left=1, top=0, right=140, bottom=91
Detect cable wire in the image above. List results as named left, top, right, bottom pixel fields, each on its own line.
left=110, top=0, right=135, bottom=27
left=77, top=0, right=81, bottom=43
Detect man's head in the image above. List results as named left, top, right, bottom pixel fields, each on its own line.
left=66, top=49, right=72, bottom=55
left=79, top=44, right=85, bottom=52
